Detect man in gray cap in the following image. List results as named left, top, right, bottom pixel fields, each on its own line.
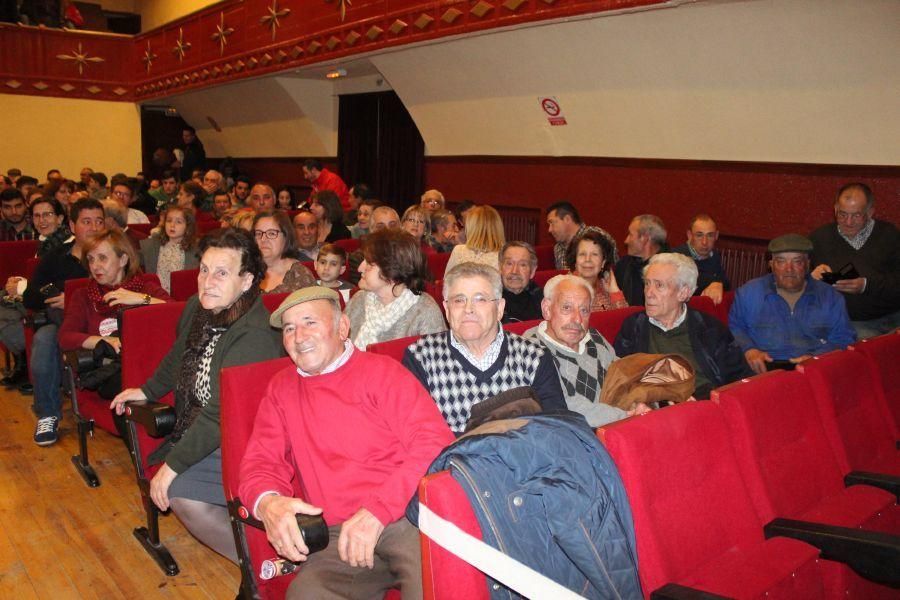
left=728, top=233, right=856, bottom=374
left=238, top=286, right=453, bottom=600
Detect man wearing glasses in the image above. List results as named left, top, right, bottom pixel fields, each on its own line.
left=809, top=183, right=900, bottom=339
left=673, top=214, right=731, bottom=305
left=402, top=262, right=566, bottom=434
left=110, top=180, right=150, bottom=225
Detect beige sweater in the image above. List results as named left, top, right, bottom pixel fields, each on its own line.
left=345, top=291, right=447, bottom=346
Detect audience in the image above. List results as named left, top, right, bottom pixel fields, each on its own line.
left=176, top=180, right=205, bottom=211
left=88, top=172, right=108, bottom=201
left=44, top=178, right=74, bottom=210
left=345, top=229, right=445, bottom=349
left=200, top=169, right=224, bottom=212
left=420, top=188, right=445, bottom=213
left=810, top=182, right=900, bottom=339
left=110, top=179, right=150, bottom=225
left=615, top=253, right=752, bottom=399
left=546, top=201, right=618, bottom=270
left=314, top=243, right=354, bottom=301
left=140, top=206, right=201, bottom=293
left=672, top=214, right=730, bottom=305
left=240, top=286, right=453, bottom=598
left=444, top=205, right=505, bottom=275
left=112, top=228, right=282, bottom=565
left=346, top=182, right=372, bottom=225
left=370, top=206, right=401, bottom=232
left=178, top=126, right=206, bottom=182
left=730, top=234, right=856, bottom=374
left=275, top=186, right=296, bottom=211
left=150, top=169, right=179, bottom=210
left=401, top=205, right=431, bottom=249
left=211, top=191, right=232, bottom=220
left=302, top=158, right=350, bottom=211
left=349, top=198, right=379, bottom=239
left=614, top=214, right=667, bottom=306
left=499, top=241, right=543, bottom=323
left=253, top=210, right=316, bottom=294
left=311, top=190, right=351, bottom=243
left=425, top=209, right=459, bottom=253
left=0, top=188, right=36, bottom=241
left=248, top=183, right=277, bottom=212
left=292, top=209, right=320, bottom=262
left=569, top=229, right=627, bottom=312
left=231, top=175, right=251, bottom=207
left=101, top=198, right=146, bottom=251
left=402, top=262, right=566, bottom=434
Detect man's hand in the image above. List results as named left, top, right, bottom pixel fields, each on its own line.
left=701, top=282, right=724, bottom=305
left=150, top=463, right=178, bottom=511
left=5, top=276, right=22, bottom=297
left=744, top=348, right=772, bottom=375
left=833, top=277, right=866, bottom=295
left=338, top=508, right=385, bottom=569
left=626, top=403, right=651, bottom=417
left=109, top=387, right=147, bottom=415
left=258, top=495, right=324, bottom=563
left=789, top=354, right=812, bottom=365
left=45, top=293, right=65, bottom=310
left=811, top=264, right=831, bottom=280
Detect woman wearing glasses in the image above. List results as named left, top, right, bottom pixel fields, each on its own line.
left=346, top=228, right=446, bottom=349
left=252, top=211, right=315, bottom=294
left=401, top=205, right=434, bottom=252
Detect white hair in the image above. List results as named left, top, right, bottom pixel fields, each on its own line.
left=543, top=274, right=594, bottom=302
left=644, top=253, right=698, bottom=295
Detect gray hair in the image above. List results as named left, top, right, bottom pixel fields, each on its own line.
left=644, top=252, right=698, bottom=295
left=101, top=198, right=127, bottom=228
left=500, top=241, right=537, bottom=270
left=543, top=274, right=594, bottom=302
left=634, top=214, right=667, bottom=248
left=443, top=262, right=502, bottom=301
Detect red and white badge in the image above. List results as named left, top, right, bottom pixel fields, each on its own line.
left=98, top=317, right=118, bottom=337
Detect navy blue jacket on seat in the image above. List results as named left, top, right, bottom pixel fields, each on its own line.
left=408, top=412, right=642, bottom=600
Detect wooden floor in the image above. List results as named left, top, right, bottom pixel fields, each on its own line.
left=0, top=382, right=241, bottom=599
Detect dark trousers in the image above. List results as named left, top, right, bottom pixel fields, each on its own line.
left=286, top=518, right=422, bottom=600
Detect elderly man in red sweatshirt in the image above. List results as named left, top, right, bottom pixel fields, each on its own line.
left=239, top=286, right=454, bottom=600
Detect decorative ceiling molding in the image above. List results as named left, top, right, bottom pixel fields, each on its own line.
left=212, top=12, right=235, bottom=56
left=261, top=0, right=291, bottom=41
left=172, top=27, right=192, bottom=62
left=56, top=42, right=105, bottom=75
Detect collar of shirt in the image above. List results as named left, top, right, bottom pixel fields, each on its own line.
left=536, top=320, right=589, bottom=354
left=686, top=243, right=715, bottom=261
left=648, top=304, right=688, bottom=332
left=296, top=340, right=354, bottom=377
left=837, top=218, right=875, bottom=250
left=450, top=325, right=505, bottom=371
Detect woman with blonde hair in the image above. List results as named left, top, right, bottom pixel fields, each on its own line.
left=443, top=205, right=505, bottom=275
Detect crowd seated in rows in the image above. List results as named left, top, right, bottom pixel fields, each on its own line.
left=140, top=205, right=201, bottom=293
left=443, top=205, right=505, bottom=276
left=253, top=210, right=316, bottom=294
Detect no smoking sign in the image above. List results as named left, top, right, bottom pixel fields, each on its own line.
left=539, top=96, right=567, bottom=126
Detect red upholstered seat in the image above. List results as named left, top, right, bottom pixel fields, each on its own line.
left=0, top=239, right=39, bottom=284
left=169, top=268, right=199, bottom=301
left=588, top=305, right=642, bottom=342
left=129, top=223, right=153, bottom=236
left=333, top=237, right=361, bottom=253
left=418, top=471, right=490, bottom=600
left=501, top=319, right=540, bottom=336
left=426, top=253, right=451, bottom=279
left=597, top=402, right=825, bottom=598
left=713, top=370, right=898, bottom=535
left=687, top=290, right=734, bottom=326
left=853, top=331, right=900, bottom=430
left=532, top=269, right=566, bottom=288
left=799, top=349, right=900, bottom=477
left=534, top=244, right=555, bottom=270
left=367, top=334, right=420, bottom=363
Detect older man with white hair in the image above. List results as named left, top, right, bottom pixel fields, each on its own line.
left=525, top=275, right=647, bottom=427
left=402, top=262, right=566, bottom=434
left=614, top=253, right=751, bottom=399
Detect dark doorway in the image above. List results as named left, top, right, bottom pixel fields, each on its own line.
left=140, top=107, right=192, bottom=182
left=337, top=91, right=425, bottom=210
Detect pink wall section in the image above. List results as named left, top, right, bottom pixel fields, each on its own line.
left=424, top=157, right=900, bottom=247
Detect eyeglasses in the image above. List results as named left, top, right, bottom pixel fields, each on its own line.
left=836, top=211, right=866, bottom=222
left=254, top=229, right=282, bottom=240
left=447, top=294, right=498, bottom=309
left=404, top=218, right=426, bottom=225
left=112, top=190, right=131, bottom=199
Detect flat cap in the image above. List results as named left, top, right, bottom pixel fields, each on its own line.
left=269, top=286, right=340, bottom=328
left=768, top=233, right=813, bottom=255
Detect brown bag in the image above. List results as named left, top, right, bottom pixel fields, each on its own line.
left=464, top=386, right=542, bottom=432
left=599, top=353, right=695, bottom=410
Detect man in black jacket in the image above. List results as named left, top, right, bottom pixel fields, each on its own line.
left=614, top=214, right=667, bottom=306
left=499, top=241, right=543, bottom=323
left=810, top=183, right=900, bottom=339
left=614, top=253, right=751, bottom=399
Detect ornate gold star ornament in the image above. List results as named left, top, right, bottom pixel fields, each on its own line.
left=325, top=0, right=353, bottom=22
left=56, top=42, right=105, bottom=75
left=172, top=27, right=192, bottom=62
left=261, top=0, right=291, bottom=41
left=211, top=12, right=235, bottom=56
left=142, top=41, right=158, bottom=74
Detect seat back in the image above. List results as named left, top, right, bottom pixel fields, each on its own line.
left=333, top=237, right=361, bottom=254
left=597, top=403, right=764, bottom=596
left=169, top=268, right=199, bottom=301
left=367, top=334, right=420, bottom=363
left=712, top=370, right=845, bottom=523
left=220, top=357, right=296, bottom=600
left=502, top=319, right=541, bottom=336
left=534, top=244, right=555, bottom=270
left=589, top=306, right=643, bottom=342
left=687, top=291, right=734, bottom=326
left=798, top=349, right=898, bottom=474
left=0, top=239, right=38, bottom=283
left=418, top=471, right=490, bottom=600
left=532, top=269, right=566, bottom=288
left=853, top=332, right=900, bottom=430
left=129, top=223, right=153, bottom=236
left=427, top=253, right=451, bottom=279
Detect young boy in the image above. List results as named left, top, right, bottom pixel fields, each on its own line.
left=315, top=243, right=355, bottom=302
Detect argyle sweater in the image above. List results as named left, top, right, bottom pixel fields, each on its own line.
left=525, top=326, right=626, bottom=428
left=402, top=331, right=567, bottom=433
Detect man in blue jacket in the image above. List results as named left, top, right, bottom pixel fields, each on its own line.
left=729, top=233, right=856, bottom=374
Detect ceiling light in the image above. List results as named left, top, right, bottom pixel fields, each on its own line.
left=326, top=68, right=347, bottom=79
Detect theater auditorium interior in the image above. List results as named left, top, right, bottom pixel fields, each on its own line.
left=0, top=0, right=898, bottom=598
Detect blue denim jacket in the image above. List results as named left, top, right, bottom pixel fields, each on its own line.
left=728, top=274, right=856, bottom=360
left=408, top=413, right=642, bottom=600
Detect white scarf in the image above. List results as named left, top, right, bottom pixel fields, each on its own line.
left=353, top=288, right=420, bottom=350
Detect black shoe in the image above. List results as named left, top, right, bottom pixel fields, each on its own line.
left=18, top=381, right=34, bottom=395
left=1, top=369, right=27, bottom=388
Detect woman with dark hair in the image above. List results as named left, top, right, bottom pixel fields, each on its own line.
left=140, top=206, right=201, bottom=293
left=345, top=229, right=446, bottom=349
left=111, top=228, right=283, bottom=565
left=311, top=190, right=351, bottom=243
left=252, top=210, right=316, bottom=293
left=275, top=186, right=295, bottom=211
left=44, top=179, right=75, bottom=209
left=568, top=229, right=627, bottom=312
left=30, top=196, right=72, bottom=256
left=176, top=180, right=205, bottom=210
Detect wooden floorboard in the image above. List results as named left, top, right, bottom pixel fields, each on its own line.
left=0, top=384, right=241, bottom=599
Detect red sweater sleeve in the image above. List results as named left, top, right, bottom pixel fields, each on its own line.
left=58, top=287, right=95, bottom=350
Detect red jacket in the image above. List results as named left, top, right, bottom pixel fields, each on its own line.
left=309, top=168, right=350, bottom=212
left=239, top=349, right=454, bottom=526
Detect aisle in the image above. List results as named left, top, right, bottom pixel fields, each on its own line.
left=0, top=383, right=241, bottom=598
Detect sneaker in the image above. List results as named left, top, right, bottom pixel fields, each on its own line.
left=34, top=417, right=59, bottom=446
